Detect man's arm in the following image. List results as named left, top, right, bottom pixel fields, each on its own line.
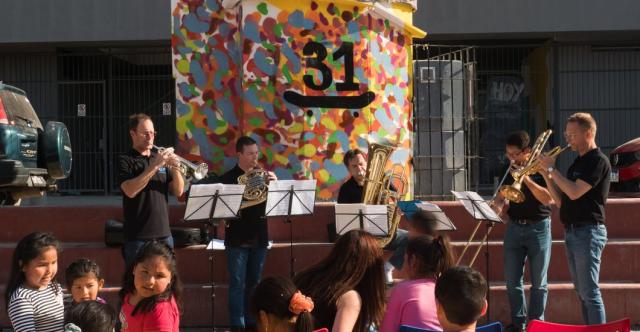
left=547, top=169, right=592, bottom=201
left=120, top=151, right=169, bottom=198
left=168, top=166, right=184, bottom=198
left=522, top=175, right=554, bottom=205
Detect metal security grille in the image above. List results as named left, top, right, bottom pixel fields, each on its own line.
left=413, top=45, right=478, bottom=200
left=0, top=48, right=175, bottom=194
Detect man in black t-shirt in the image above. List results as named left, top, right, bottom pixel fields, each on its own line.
left=538, top=113, right=610, bottom=325
left=118, top=113, right=184, bottom=267
left=492, top=131, right=553, bottom=332
left=219, top=136, right=277, bottom=332
left=337, top=148, right=408, bottom=284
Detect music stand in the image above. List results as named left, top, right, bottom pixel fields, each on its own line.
left=184, top=183, right=245, bottom=331
left=265, top=179, right=317, bottom=278
left=335, top=204, right=390, bottom=237
left=451, top=190, right=503, bottom=322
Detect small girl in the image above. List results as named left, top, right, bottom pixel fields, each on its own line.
left=380, top=234, right=455, bottom=332
left=4, top=232, right=64, bottom=332
left=251, top=276, right=315, bottom=332
left=119, top=240, right=183, bottom=332
left=65, top=258, right=106, bottom=304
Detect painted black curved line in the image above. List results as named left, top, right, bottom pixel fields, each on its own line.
left=283, top=91, right=375, bottom=109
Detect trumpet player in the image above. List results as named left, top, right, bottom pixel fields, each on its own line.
left=219, top=136, right=277, bottom=332
left=492, top=131, right=553, bottom=332
left=537, top=113, right=610, bottom=325
left=118, top=113, right=184, bottom=267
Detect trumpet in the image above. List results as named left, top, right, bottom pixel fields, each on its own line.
left=499, top=131, right=569, bottom=203
left=153, top=145, right=208, bottom=180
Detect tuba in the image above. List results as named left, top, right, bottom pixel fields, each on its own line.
left=238, top=165, right=269, bottom=209
left=499, top=130, right=569, bottom=203
left=361, top=142, right=408, bottom=247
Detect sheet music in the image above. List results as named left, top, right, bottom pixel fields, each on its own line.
left=451, top=191, right=502, bottom=222
left=213, top=184, right=245, bottom=218
left=184, top=183, right=245, bottom=220
left=265, top=180, right=317, bottom=217
left=335, top=204, right=389, bottom=236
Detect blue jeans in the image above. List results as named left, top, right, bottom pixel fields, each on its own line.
left=565, top=224, right=607, bottom=325
left=385, top=228, right=408, bottom=270
left=226, top=246, right=268, bottom=328
left=122, top=236, right=174, bottom=268
left=503, top=218, right=551, bottom=328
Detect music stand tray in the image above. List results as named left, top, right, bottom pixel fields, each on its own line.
left=398, top=200, right=457, bottom=231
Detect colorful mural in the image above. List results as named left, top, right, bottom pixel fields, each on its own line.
left=171, top=0, right=425, bottom=200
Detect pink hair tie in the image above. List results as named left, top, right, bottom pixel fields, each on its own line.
left=289, top=291, right=314, bottom=315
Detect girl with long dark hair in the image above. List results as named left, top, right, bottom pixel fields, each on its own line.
left=294, top=230, right=386, bottom=332
left=252, top=276, right=315, bottom=332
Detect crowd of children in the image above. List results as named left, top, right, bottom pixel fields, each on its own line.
left=4, top=209, right=489, bottom=332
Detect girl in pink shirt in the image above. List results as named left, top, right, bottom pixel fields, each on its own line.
left=119, top=241, right=183, bottom=332
left=381, top=235, right=455, bottom=332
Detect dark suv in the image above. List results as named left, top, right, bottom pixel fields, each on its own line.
left=0, top=83, right=72, bottom=205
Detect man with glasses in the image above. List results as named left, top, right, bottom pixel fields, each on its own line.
left=119, top=113, right=184, bottom=267
left=492, top=131, right=553, bottom=332
left=538, top=112, right=610, bottom=325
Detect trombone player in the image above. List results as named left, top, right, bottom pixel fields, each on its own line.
left=119, top=113, right=184, bottom=267
left=537, top=113, right=610, bottom=325
left=492, top=131, right=553, bottom=332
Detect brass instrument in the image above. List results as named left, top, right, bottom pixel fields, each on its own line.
left=153, top=145, right=208, bottom=180
left=499, top=130, right=568, bottom=203
left=361, top=142, right=408, bottom=247
left=238, top=166, right=269, bottom=209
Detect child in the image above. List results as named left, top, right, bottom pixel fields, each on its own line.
left=65, top=300, right=117, bottom=332
left=251, top=276, right=315, bottom=332
left=4, top=232, right=64, bottom=332
left=435, top=266, right=488, bottom=332
left=381, top=235, right=455, bottom=332
left=65, top=258, right=106, bottom=304
left=119, top=240, right=183, bottom=332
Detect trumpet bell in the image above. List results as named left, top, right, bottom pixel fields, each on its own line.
left=499, top=184, right=525, bottom=204
left=192, top=163, right=209, bottom=180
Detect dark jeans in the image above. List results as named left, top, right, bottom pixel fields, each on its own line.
left=503, top=218, right=552, bottom=329
left=226, top=246, right=268, bottom=328
left=122, top=235, right=174, bottom=268
left=385, top=228, right=408, bottom=270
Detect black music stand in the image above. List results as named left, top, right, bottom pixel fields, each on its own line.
left=265, top=179, right=317, bottom=278
left=451, top=190, right=503, bottom=321
left=184, top=183, right=245, bottom=331
left=334, top=204, right=390, bottom=237
left=398, top=200, right=457, bottom=231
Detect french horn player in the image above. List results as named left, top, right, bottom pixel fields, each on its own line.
left=218, top=136, right=276, bottom=331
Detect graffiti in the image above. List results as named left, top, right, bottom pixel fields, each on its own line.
left=172, top=0, right=424, bottom=200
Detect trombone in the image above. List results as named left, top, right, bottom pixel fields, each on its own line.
left=153, top=145, right=209, bottom=181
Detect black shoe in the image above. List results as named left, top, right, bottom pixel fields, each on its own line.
left=230, top=326, right=244, bottom=332
left=245, top=324, right=257, bottom=332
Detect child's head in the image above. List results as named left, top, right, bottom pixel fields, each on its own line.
left=252, top=276, right=314, bottom=332
left=5, top=232, right=60, bottom=311
left=435, top=266, right=488, bottom=332
left=65, top=300, right=116, bottom=332
left=405, top=235, right=455, bottom=279
left=119, top=240, right=183, bottom=315
left=65, top=258, right=105, bottom=303
left=408, top=209, right=440, bottom=236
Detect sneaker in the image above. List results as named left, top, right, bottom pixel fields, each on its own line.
left=384, top=262, right=394, bottom=284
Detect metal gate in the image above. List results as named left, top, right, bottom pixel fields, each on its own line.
left=57, top=81, right=108, bottom=194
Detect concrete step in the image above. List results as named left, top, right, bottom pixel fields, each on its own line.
left=1, top=199, right=639, bottom=243
left=4, top=282, right=636, bottom=328
left=2, top=239, right=639, bottom=285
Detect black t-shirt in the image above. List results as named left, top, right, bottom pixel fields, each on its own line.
left=560, top=148, right=611, bottom=225
left=503, top=171, right=551, bottom=221
left=118, top=149, right=173, bottom=240
left=337, top=177, right=362, bottom=203
left=219, top=165, right=268, bottom=248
